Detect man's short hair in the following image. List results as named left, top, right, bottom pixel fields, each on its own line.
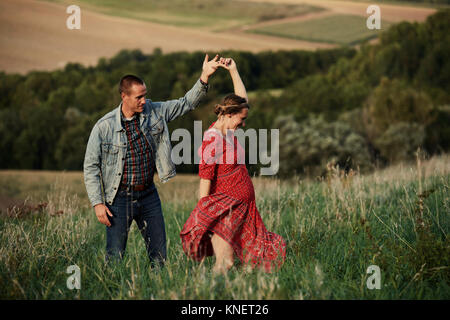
left=119, top=75, right=145, bottom=95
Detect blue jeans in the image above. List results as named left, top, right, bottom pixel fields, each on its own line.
left=105, top=184, right=166, bottom=267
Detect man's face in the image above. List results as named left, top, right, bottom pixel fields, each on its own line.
left=121, top=83, right=147, bottom=115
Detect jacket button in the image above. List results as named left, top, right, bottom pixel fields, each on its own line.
left=118, top=173, right=121, bottom=176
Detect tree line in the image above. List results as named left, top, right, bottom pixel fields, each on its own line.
left=0, top=45, right=354, bottom=172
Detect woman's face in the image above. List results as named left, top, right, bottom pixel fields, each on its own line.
left=225, top=108, right=248, bottom=131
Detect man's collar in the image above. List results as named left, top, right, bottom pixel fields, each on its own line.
left=114, top=101, right=148, bottom=132
left=114, top=102, right=125, bottom=132
left=120, top=108, right=137, bottom=122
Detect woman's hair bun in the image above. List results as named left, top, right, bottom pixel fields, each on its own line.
left=214, top=94, right=249, bottom=116
left=214, top=104, right=223, bottom=115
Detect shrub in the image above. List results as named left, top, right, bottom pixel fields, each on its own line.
left=275, top=115, right=372, bottom=178
left=374, top=122, right=425, bottom=163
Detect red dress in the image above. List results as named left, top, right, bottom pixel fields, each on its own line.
left=180, top=123, right=286, bottom=272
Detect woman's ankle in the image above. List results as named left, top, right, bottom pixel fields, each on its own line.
left=213, top=258, right=233, bottom=274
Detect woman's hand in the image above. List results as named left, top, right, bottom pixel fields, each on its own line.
left=219, top=57, right=237, bottom=72
left=219, top=57, right=248, bottom=102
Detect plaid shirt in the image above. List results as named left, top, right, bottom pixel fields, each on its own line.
left=121, top=113, right=154, bottom=186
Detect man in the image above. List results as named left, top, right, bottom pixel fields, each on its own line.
left=84, top=54, right=222, bottom=267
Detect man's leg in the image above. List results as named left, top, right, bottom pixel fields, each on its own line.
left=135, top=186, right=167, bottom=268
left=105, top=190, right=133, bottom=263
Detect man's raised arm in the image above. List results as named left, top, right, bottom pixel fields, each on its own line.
left=158, top=54, right=221, bottom=123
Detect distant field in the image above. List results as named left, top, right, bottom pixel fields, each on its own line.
left=242, top=0, right=437, bottom=23
left=44, top=0, right=323, bottom=31
left=0, top=0, right=437, bottom=74
left=0, top=0, right=336, bottom=74
left=251, top=14, right=394, bottom=45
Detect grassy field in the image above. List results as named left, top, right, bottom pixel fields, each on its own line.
left=251, top=14, right=394, bottom=45
left=0, top=153, right=448, bottom=299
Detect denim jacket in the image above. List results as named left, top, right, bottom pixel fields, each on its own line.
left=84, top=79, right=208, bottom=207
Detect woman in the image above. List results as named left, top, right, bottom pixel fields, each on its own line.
left=180, top=57, right=286, bottom=273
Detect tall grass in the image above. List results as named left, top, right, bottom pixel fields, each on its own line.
left=0, top=153, right=448, bottom=299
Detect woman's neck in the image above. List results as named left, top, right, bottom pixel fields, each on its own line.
left=212, top=118, right=227, bottom=136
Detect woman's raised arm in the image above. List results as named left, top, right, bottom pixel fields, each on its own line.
left=220, top=58, right=248, bottom=103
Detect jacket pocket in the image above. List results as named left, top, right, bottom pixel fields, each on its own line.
left=102, top=143, right=120, bottom=166
left=150, top=117, right=164, bottom=142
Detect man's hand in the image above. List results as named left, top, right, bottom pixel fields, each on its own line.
left=200, top=54, right=221, bottom=83
left=94, top=203, right=113, bottom=227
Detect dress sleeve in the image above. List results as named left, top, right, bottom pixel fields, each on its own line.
left=198, top=131, right=223, bottom=180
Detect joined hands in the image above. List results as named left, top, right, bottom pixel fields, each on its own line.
left=200, top=54, right=238, bottom=83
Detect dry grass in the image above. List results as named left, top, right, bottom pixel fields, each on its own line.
left=1, top=152, right=448, bottom=206
left=0, top=153, right=448, bottom=299
left=0, top=170, right=282, bottom=214
left=1, top=152, right=447, bottom=222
